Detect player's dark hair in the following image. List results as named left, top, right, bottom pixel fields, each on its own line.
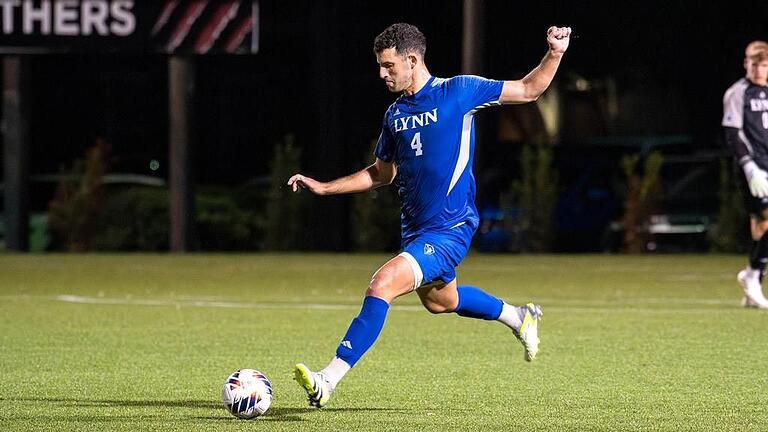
left=373, top=23, right=426, bottom=58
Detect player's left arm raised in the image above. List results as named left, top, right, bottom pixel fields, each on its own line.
left=499, top=26, right=571, bottom=105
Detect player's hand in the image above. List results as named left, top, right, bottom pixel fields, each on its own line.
left=749, top=172, right=768, bottom=199
left=287, top=174, right=328, bottom=195
left=546, top=26, right=571, bottom=54
left=743, top=161, right=768, bottom=198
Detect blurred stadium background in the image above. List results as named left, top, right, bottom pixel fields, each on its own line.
left=1, top=0, right=766, bottom=255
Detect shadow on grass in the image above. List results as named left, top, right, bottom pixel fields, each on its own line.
left=199, top=406, right=411, bottom=422
left=2, top=397, right=221, bottom=409
left=3, top=397, right=409, bottom=423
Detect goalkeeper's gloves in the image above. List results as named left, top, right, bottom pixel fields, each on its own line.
left=743, top=160, right=768, bottom=198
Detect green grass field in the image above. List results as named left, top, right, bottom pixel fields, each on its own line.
left=1, top=253, right=767, bottom=431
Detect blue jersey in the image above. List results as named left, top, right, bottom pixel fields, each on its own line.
left=374, top=75, right=503, bottom=239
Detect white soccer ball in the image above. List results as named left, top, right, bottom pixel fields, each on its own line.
left=221, top=369, right=273, bottom=419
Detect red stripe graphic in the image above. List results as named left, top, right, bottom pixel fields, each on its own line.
left=151, top=0, right=179, bottom=36
left=166, top=0, right=208, bottom=53
left=192, top=1, right=240, bottom=54
left=223, top=14, right=252, bottom=53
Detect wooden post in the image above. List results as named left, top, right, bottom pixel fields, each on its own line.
left=168, top=56, right=195, bottom=252
left=462, top=0, right=488, bottom=184
left=462, top=0, right=485, bottom=75
left=2, top=56, right=30, bottom=252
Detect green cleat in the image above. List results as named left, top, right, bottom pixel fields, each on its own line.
left=514, top=303, right=542, bottom=361
left=294, top=363, right=332, bottom=408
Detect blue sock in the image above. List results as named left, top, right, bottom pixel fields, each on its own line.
left=335, top=296, right=390, bottom=367
left=454, top=285, right=503, bottom=320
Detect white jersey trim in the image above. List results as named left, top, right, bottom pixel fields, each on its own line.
left=722, top=78, right=748, bottom=129
left=431, top=77, right=447, bottom=87
left=447, top=101, right=501, bottom=195
left=398, top=252, right=423, bottom=291
left=738, top=129, right=754, bottom=155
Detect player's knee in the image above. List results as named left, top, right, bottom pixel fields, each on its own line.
left=756, top=220, right=768, bottom=239
left=366, top=268, right=397, bottom=300
left=761, top=221, right=768, bottom=233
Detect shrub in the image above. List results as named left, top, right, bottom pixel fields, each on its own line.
left=620, top=151, right=663, bottom=253
left=351, top=186, right=400, bottom=252
left=196, top=193, right=263, bottom=250
left=94, top=186, right=264, bottom=251
left=350, top=140, right=400, bottom=252
left=47, top=140, right=109, bottom=251
left=93, top=186, right=170, bottom=251
left=263, top=134, right=308, bottom=250
left=708, top=158, right=748, bottom=253
left=510, top=143, right=559, bottom=252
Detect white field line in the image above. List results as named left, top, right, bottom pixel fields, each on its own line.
left=0, top=294, right=745, bottom=313
left=52, top=294, right=748, bottom=313
left=536, top=297, right=737, bottom=306
left=52, top=295, right=425, bottom=312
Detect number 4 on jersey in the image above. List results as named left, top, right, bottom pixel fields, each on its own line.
left=410, top=132, right=423, bottom=156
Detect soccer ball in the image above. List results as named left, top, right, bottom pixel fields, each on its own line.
left=221, top=369, right=273, bottom=419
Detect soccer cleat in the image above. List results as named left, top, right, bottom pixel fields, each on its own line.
left=737, top=270, right=768, bottom=309
left=741, top=295, right=757, bottom=308
left=294, top=363, right=333, bottom=408
left=513, top=303, right=542, bottom=361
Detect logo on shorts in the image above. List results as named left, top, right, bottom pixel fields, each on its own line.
left=424, top=243, right=435, bottom=255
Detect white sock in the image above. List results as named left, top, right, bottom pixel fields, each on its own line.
left=320, top=357, right=351, bottom=390
left=746, top=267, right=762, bottom=280
left=496, top=302, right=523, bottom=331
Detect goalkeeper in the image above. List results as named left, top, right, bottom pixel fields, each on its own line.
left=723, top=40, right=768, bottom=309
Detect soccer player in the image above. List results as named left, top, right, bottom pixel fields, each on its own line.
left=287, top=23, right=571, bottom=407
left=723, top=40, right=768, bottom=308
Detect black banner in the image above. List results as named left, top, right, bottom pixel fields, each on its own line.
left=0, top=0, right=259, bottom=54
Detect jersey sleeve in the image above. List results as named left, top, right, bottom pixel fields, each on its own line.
left=724, top=127, right=752, bottom=163
left=448, top=75, right=504, bottom=113
left=722, top=82, right=745, bottom=129
left=374, top=111, right=395, bottom=162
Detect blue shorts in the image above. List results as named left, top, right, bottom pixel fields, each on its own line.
left=398, top=221, right=476, bottom=289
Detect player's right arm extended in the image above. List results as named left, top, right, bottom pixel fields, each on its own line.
left=287, top=158, right=396, bottom=196
left=726, top=126, right=768, bottom=198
